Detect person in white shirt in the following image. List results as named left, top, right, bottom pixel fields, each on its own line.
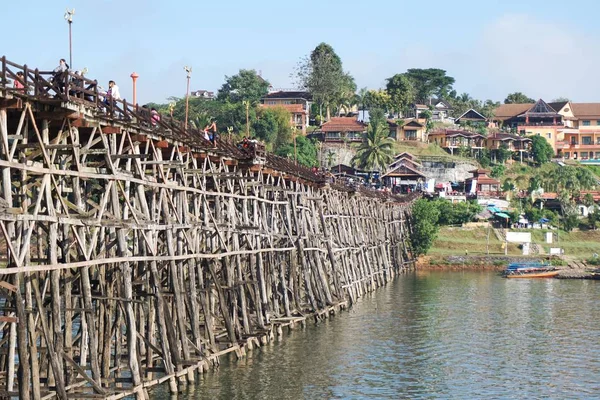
left=104, top=80, right=121, bottom=107
left=107, top=80, right=121, bottom=100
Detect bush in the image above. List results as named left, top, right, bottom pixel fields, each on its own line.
left=587, top=257, right=600, bottom=266
left=550, top=258, right=567, bottom=266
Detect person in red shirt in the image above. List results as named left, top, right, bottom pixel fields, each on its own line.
left=13, top=72, right=25, bottom=91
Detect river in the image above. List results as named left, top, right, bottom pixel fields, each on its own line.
left=149, top=270, right=600, bottom=399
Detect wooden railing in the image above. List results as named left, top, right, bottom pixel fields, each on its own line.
left=0, top=55, right=259, bottom=159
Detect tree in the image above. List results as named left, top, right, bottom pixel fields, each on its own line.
left=404, top=68, right=455, bottom=103
left=420, top=110, right=433, bottom=133
left=295, top=43, right=351, bottom=121
left=530, top=135, right=555, bottom=164
left=504, top=92, right=535, bottom=104
left=551, top=97, right=571, bottom=103
left=267, top=107, right=293, bottom=149
left=491, top=164, right=506, bottom=178
left=410, top=199, right=441, bottom=256
left=252, top=108, right=278, bottom=144
left=588, top=209, right=600, bottom=230
left=385, top=74, right=415, bottom=115
left=217, top=69, right=270, bottom=104
left=363, top=90, right=391, bottom=113
left=351, top=119, right=395, bottom=171
left=495, top=143, right=512, bottom=164
left=274, top=135, right=318, bottom=167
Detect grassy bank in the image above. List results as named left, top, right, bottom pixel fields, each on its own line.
left=428, top=226, right=600, bottom=260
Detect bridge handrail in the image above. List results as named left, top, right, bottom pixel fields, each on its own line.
left=0, top=55, right=421, bottom=204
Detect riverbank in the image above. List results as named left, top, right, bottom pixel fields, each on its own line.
left=422, top=226, right=600, bottom=279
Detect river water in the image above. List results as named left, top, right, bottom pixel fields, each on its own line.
left=150, top=270, right=600, bottom=399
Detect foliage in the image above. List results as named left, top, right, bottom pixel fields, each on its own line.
left=504, top=92, right=535, bottom=104
left=524, top=205, right=543, bottom=223
left=562, top=214, right=579, bottom=231
left=266, top=107, right=293, bottom=149
left=325, top=150, right=336, bottom=168
left=420, top=110, right=434, bottom=132
left=274, top=135, right=318, bottom=167
left=295, top=43, right=354, bottom=120
left=252, top=108, right=278, bottom=144
left=385, top=74, right=415, bottom=115
left=495, top=143, right=512, bottom=164
left=404, top=68, right=455, bottom=103
left=588, top=209, right=600, bottom=230
left=587, top=257, right=600, bottom=266
left=363, top=90, right=391, bottom=113
left=491, top=164, right=506, bottom=178
left=447, top=92, right=499, bottom=120
left=477, top=148, right=491, bottom=168
left=530, top=135, right=555, bottom=164
left=528, top=163, right=597, bottom=194
left=434, top=200, right=482, bottom=226
left=502, top=178, right=515, bottom=192
left=351, top=120, right=395, bottom=171
left=368, top=108, right=386, bottom=127
left=550, top=258, right=567, bottom=266
left=410, top=199, right=441, bottom=256
left=217, top=69, right=270, bottom=104
left=551, top=97, right=571, bottom=103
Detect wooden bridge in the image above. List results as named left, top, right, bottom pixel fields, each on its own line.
left=0, top=56, right=417, bottom=399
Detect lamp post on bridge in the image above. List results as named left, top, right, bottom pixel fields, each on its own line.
left=184, top=66, right=192, bottom=131
left=130, top=72, right=139, bottom=106
left=64, top=8, right=75, bottom=68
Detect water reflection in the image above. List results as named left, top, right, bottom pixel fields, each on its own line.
left=150, top=271, right=600, bottom=399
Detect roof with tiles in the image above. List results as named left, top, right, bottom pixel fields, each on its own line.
left=320, top=117, right=367, bottom=133
left=570, top=103, right=600, bottom=118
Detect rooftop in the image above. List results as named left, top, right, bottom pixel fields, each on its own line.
left=321, top=117, right=367, bottom=133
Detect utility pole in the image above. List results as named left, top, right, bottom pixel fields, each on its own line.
left=242, top=100, right=250, bottom=137
left=184, top=66, right=192, bottom=131
left=292, top=126, right=298, bottom=164
left=64, top=8, right=75, bottom=68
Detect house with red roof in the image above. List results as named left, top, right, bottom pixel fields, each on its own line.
left=464, top=168, right=501, bottom=197
left=260, top=90, right=312, bottom=135
left=308, top=117, right=367, bottom=143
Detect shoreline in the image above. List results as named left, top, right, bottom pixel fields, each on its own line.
left=418, top=255, right=600, bottom=279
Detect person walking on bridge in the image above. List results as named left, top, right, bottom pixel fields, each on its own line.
left=51, top=58, right=69, bottom=94
left=104, top=80, right=121, bottom=108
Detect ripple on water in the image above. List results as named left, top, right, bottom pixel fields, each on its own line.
left=149, top=271, right=600, bottom=400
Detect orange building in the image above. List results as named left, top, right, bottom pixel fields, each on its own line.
left=260, top=91, right=312, bottom=135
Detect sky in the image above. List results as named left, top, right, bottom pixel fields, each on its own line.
left=2, top=0, right=600, bottom=105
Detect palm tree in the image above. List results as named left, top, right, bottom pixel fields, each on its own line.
left=351, top=121, right=395, bottom=171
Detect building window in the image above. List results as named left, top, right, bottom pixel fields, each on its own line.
left=583, top=120, right=591, bottom=126
left=595, top=152, right=600, bottom=159
left=583, top=136, right=592, bottom=145
left=581, top=152, right=589, bottom=159
left=267, top=101, right=276, bottom=105
left=564, top=152, right=570, bottom=159
left=546, top=132, right=552, bottom=139
left=596, top=120, right=600, bottom=125
left=283, top=100, right=292, bottom=105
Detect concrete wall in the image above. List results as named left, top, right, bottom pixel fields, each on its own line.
left=419, top=158, right=479, bottom=183
left=319, top=143, right=356, bottom=167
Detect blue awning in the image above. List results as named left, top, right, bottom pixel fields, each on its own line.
left=539, top=218, right=550, bottom=223
left=495, top=212, right=510, bottom=219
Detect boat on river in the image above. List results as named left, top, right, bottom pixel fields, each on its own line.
left=503, top=262, right=559, bottom=278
